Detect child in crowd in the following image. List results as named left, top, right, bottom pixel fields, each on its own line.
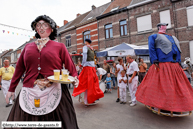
left=105, top=73, right=112, bottom=93
left=118, top=70, right=127, bottom=104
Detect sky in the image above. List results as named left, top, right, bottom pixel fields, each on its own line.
left=0, top=0, right=110, bottom=52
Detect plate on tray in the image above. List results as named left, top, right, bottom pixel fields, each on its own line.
left=47, top=75, right=75, bottom=84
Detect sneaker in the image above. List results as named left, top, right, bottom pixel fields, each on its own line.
left=116, top=98, right=120, bottom=102
left=0, top=88, right=1, bottom=90
left=128, top=101, right=132, bottom=104
left=130, top=103, right=136, bottom=107
left=5, top=103, right=12, bottom=107
left=120, top=101, right=123, bottom=104
left=123, top=102, right=126, bottom=104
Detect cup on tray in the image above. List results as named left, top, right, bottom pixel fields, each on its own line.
left=53, top=69, right=60, bottom=80
left=62, top=69, right=69, bottom=81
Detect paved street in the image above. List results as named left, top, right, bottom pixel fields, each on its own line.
left=0, top=82, right=193, bottom=129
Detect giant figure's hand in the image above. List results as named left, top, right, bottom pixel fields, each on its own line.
left=153, top=60, right=159, bottom=65
left=73, top=76, right=79, bottom=88
left=6, top=91, right=15, bottom=104
left=153, top=60, right=160, bottom=71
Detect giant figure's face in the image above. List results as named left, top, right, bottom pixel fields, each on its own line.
left=158, top=25, right=167, bottom=33
left=35, top=20, right=52, bottom=38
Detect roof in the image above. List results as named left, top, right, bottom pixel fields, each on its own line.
left=0, top=49, right=13, bottom=58
left=129, top=0, right=146, bottom=6
left=102, top=0, right=132, bottom=14
left=65, top=11, right=91, bottom=31
left=57, top=21, right=72, bottom=35
left=79, top=2, right=111, bottom=25
left=96, top=7, right=127, bottom=20
left=127, top=0, right=156, bottom=9
left=58, top=11, right=91, bottom=34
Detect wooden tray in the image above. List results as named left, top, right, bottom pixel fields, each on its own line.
left=47, top=75, right=75, bottom=84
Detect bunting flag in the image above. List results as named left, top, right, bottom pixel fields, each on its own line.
left=1, top=30, right=33, bottom=38
left=0, top=23, right=34, bottom=38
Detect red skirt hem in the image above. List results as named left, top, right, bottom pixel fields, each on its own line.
left=136, top=62, right=193, bottom=112
left=72, top=66, right=104, bottom=104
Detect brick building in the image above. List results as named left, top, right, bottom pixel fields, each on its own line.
left=127, top=0, right=193, bottom=62
left=57, top=0, right=193, bottom=64
left=57, top=3, right=111, bottom=54
left=96, top=0, right=133, bottom=62
left=57, top=11, right=91, bottom=55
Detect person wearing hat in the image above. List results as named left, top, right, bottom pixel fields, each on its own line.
left=72, top=39, right=104, bottom=106
left=136, top=23, right=193, bottom=115
left=5, top=15, right=79, bottom=128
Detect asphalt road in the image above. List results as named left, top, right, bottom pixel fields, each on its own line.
left=0, top=82, right=193, bottom=129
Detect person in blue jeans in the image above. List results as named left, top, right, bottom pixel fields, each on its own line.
left=110, top=62, right=117, bottom=89
left=105, top=73, right=112, bottom=93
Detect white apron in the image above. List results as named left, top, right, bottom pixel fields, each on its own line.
left=19, top=82, right=62, bottom=116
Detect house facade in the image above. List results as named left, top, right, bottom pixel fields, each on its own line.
left=127, top=0, right=193, bottom=62
left=10, top=38, right=36, bottom=67
left=0, top=49, right=13, bottom=67
left=57, top=0, right=193, bottom=64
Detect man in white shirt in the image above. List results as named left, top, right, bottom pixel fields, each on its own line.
left=126, top=55, right=139, bottom=107
left=96, top=67, right=107, bottom=82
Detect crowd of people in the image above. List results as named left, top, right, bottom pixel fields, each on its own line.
left=74, top=56, right=148, bottom=107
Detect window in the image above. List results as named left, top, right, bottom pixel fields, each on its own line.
left=66, top=36, right=71, bottom=47
left=105, top=24, right=113, bottom=39
left=17, top=53, right=21, bottom=58
left=87, top=17, right=92, bottom=20
left=187, top=6, right=193, bottom=26
left=83, top=31, right=91, bottom=43
left=107, top=57, right=114, bottom=61
left=160, top=10, right=171, bottom=28
left=111, top=7, right=119, bottom=12
left=120, top=20, right=128, bottom=36
left=190, top=41, right=193, bottom=63
left=11, top=53, right=14, bottom=63
left=137, top=15, right=152, bottom=32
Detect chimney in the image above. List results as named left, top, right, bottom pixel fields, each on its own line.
left=64, top=20, right=68, bottom=25
left=77, top=13, right=81, bottom=17
left=92, top=5, right=96, bottom=10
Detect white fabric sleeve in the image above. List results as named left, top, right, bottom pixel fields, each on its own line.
left=97, top=68, right=101, bottom=75
left=133, top=62, right=139, bottom=72
left=102, top=68, right=107, bottom=75
left=82, top=46, right=88, bottom=66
